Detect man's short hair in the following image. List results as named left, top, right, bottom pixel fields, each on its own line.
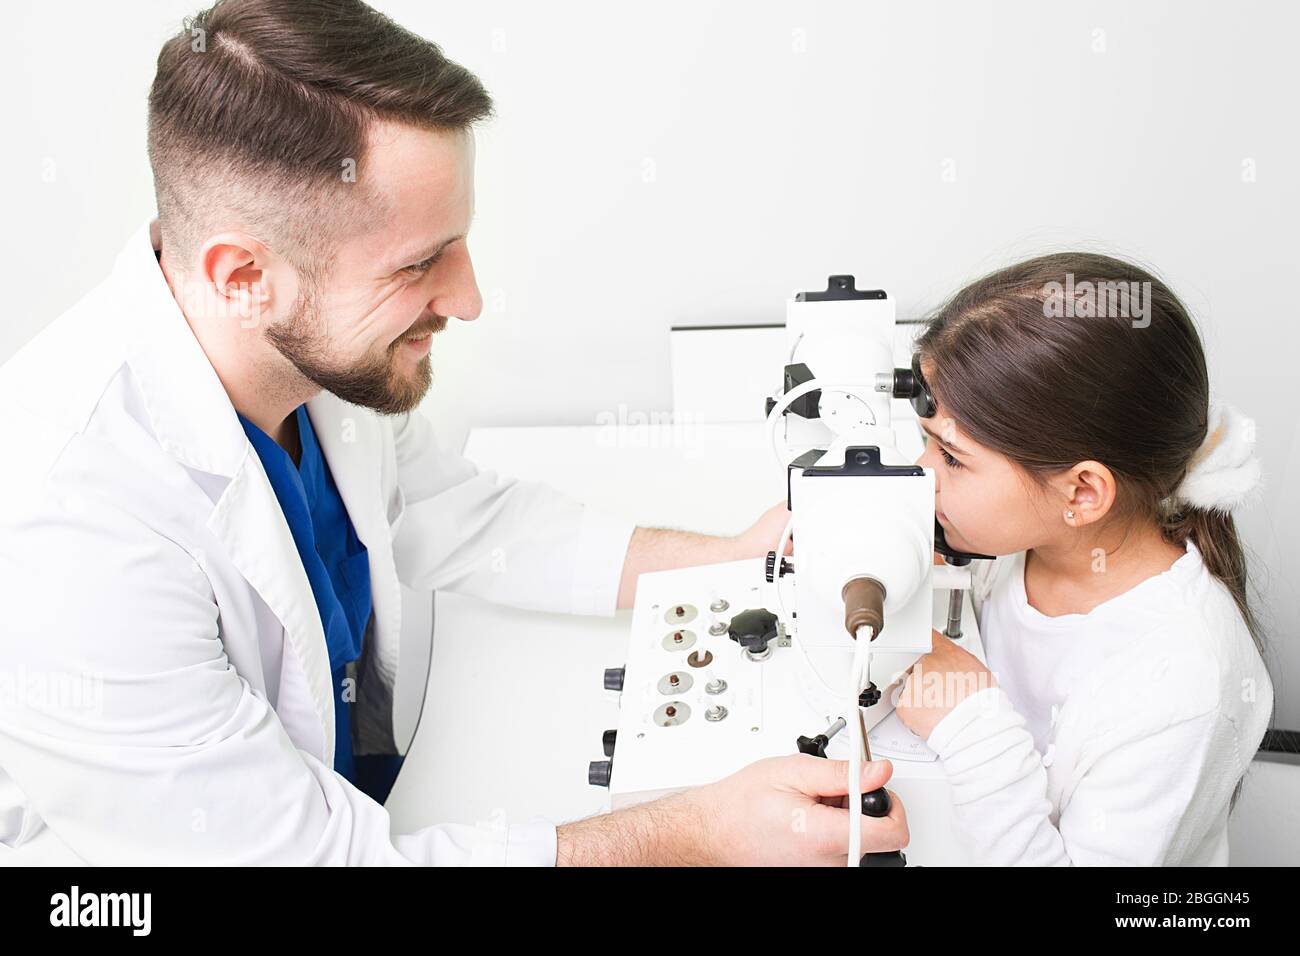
left=147, top=0, right=494, bottom=278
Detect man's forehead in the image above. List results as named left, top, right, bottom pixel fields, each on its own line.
left=366, top=120, right=474, bottom=179
left=353, top=122, right=475, bottom=261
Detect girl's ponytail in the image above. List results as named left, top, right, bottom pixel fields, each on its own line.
left=1160, top=505, right=1261, bottom=649
left=1157, top=396, right=1265, bottom=654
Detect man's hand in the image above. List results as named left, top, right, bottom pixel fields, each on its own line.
left=615, top=500, right=793, bottom=609
left=689, top=753, right=907, bottom=865
left=558, top=753, right=907, bottom=866
left=733, top=500, right=793, bottom=560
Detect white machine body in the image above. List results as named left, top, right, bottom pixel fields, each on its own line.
left=783, top=277, right=937, bottom=731
left=607, top=559, right=981, bottom=865
left=788, top=452, right=935, bottom=735
left=781, top=283, right=897, bottom=458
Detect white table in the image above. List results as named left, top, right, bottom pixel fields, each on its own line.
left=384, top=422, right=979, bottom=858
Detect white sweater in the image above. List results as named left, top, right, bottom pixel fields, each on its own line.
left=926, top=538, right=1274, bottom=865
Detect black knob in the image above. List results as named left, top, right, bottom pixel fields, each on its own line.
left=861, top=788, right=892, bottom=818
left=861, top=850, right=907, bottom=867
left=891, top=365, right=919, bottom=401
left=603, top=667, right=625, bottom=692
left=764, top=552, right=794, bottom=582
left=602, top=729, right=617, bottom=757
left=727, top=608, right=780, bottom=655
left=858, top=682, right=881, bottom=708
left=859, top=787, right=906, bottom=867
left=588, top=760, right=612, bottom=787
left=796, top=733, right=829, bottom=758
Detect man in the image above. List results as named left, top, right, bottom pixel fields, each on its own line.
left=0, top=0, right=906, bottom=865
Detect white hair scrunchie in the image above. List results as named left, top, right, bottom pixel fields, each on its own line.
left=1170, top=398, right=1263, bottom=514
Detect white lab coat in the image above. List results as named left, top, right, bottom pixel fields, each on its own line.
left=0, top=220, right=636, bottom=865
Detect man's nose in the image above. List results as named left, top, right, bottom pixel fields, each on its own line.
left=428, top=244, right=483, bottom=323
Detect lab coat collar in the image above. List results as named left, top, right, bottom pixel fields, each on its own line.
left=119, top=219, right=250, bottom=479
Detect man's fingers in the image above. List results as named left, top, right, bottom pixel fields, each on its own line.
left=772, top=499, right=795, bottom=554
left=805, top=787, right=910, bottom=857
left=781, top=753, right=894, bottom=797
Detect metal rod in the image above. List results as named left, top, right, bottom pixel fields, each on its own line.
left=823, top=717, right=847, bottom=740
left=943, top=588, right=964, bottom=641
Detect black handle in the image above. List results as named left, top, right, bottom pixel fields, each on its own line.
left=859, top=787, right=906, bottom=868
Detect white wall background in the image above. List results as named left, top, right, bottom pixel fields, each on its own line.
left=4, top=0, right=1297, bottom=726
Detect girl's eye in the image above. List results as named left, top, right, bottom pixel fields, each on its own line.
left=941, top=448, right=964, bottom=470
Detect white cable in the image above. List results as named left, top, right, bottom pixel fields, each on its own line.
left=769, top=517, right=841, bottom=698
left=849, top=625, right=873, bottom=867
left=765, top=376, right=876, bottom=698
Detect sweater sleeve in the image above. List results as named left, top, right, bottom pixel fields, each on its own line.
left=925, top=682, right=1234, bottom=866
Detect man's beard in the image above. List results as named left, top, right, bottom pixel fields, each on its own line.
left=264, top=286, right=439, bottom=416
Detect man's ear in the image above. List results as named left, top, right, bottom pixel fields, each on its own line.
left=198, top=233, right=276, bottom=330
left=1058, top=460, right=1117, bottom=526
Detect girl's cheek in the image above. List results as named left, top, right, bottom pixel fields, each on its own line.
left=937, top=493, right=984, bottom=546
left=936, top=481, right=963, bottom=519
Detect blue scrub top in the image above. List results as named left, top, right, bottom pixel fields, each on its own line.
left=239, top=404, right=402, bottom=802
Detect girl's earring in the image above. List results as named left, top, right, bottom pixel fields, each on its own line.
left=1065, top=509, right=1076, bottom=521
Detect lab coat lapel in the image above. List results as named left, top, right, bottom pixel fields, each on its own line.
left=305, top=396, right=403, bottom=697
left=208, top=463, right=337, bottom=764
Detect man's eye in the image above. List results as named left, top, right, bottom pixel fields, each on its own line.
left=941, top=448, right=964, bottom=470
left=404, top=253, right=442, bottom=276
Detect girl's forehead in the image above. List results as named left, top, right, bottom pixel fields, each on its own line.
left=915, top=356, right=971, bottom=447
left=925, top=400, right=976, bottom=454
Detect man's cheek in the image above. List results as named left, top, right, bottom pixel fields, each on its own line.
left=348, top=289, right=412, bottom=346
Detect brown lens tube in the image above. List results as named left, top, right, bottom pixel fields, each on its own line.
left=842, top=577, right=886, bottom=640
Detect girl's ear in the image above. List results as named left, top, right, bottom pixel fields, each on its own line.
left=1056, top=460, right=1118, bottom=526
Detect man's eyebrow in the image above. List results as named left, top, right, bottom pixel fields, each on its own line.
left=919, top=420, right=970, bottom=457
left=391, top=234, right=463, bottom=270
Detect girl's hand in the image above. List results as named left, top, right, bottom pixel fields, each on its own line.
left=894, top=630, right=997, bottom=741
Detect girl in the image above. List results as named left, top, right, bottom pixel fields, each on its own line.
left=893, top=252, right=1275, bottom=866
